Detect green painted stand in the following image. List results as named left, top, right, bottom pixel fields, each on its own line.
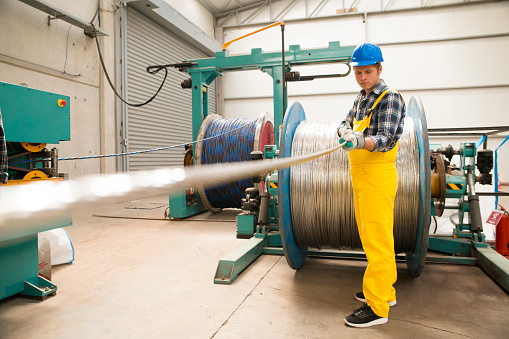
left=214, top=233, right=494, bottom=285
left=168, top=191, right=206, bottom=219
left=169, top=42, right=355, bottom=219
left=429, top=236, right=509, bottom=292
left=0, top=82, right=71, bottom=301
left=0, top=235, right=57, bottom=300
left=214, top=232, right=280, bottom=284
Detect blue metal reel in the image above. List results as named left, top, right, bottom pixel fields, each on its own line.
left=279, top=102, right=308, bottom=269
left=279, top=98, right=431, bottom=276
left=405, top=96, right=431, bottom=277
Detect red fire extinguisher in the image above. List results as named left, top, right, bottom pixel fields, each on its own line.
left=495, top=205, right=509, bottom=256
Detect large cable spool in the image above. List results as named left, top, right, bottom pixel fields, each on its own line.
left=279, top=99, right=430, bottom=277
left=195, top=113, right=274, bottom=212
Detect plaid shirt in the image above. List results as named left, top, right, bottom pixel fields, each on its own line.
left=0, top=108, right=8, bottom=183
left=342, top=79, right=405, bottom=152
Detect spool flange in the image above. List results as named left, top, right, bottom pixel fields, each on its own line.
left=279, top=102, right=308, bottom=269
left=405, top=96, right=431, bottom=278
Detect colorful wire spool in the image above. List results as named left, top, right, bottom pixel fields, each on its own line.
left=195, top=113, right=274, bottom=212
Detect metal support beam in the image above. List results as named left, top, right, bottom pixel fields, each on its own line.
left=18, top=0, right=108, bottom=37
left=197, top=0, right=220, bottom=15
left=309, top=0, right=328, bottom=18
left=384, top=0, right=395, bottom=11
left=241, top=0, right=270, bottom=25
left=214, top=0, right=498, bottom=28
left=217, top=11, right=234, bottom=27
left=275, top=0, right=298, bottom=21
left=345, top=0, right=360, bottom=14
left=221, top=0, right=233, bottom=13
left=216, top=0, right=278, bottom=19
left=473, top=244, right=509, bottom=293
left=214, top=235, right=269, bottom=284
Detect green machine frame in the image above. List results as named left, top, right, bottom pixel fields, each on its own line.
left=0, top=82, right=71, bottom=300
left=165, top=40, right=509, bottom=292
left=168, top=41, right=354, bottom=218
left=427, top=142, right=509, bottom=292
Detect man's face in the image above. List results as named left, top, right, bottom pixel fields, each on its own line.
left=353, top=64, right=382, bottom=93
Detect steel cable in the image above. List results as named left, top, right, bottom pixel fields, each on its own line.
left=290, top=117, right=420, bottom=253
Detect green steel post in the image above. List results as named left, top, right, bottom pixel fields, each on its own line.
left=214, top=235, right=269, bottom=284
left=191, top=73, right=205, bottom=142
left=191, top=71, right=220, bottom=142
left=428, top=236, right=472, bottom=256
left=271, top=65, right=286, bottom=146
left=472, top=243, right=509, bottom=293
left=0, top=235, right=57, bottom=300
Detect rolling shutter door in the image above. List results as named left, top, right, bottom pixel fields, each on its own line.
left=125, top=8, right=216, bottom=171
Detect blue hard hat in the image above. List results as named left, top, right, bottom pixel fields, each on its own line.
left=351, top=43, right=383, bottom=66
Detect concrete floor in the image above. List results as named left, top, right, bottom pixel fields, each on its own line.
left=0, top=196, right=508, bottom=338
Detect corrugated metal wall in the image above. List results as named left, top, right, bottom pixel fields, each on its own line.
left=125, top=8, right=216, bottom=171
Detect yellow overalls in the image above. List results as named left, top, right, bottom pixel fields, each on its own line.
left=348, top=89, right=400, bottom=318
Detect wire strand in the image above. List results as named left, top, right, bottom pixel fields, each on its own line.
left=9, top=124, right=251, bottom=164
left=290, top=117, right=420, bottom=253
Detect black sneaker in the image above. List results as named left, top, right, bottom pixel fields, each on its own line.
left=355, top=292, right=397, bottom=306
left=344, top=303, right=388, bottom=328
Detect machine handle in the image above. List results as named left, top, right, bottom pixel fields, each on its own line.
left=222, top=21, right=285, bottom=50
left=338, top=138, right=353, bottom=149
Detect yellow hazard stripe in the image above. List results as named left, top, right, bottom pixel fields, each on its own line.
left=270, top=182, right=278, bottom=188
left=446, top=183, right=463, bottom=190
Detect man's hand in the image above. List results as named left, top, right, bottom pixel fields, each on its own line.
left=341, top=131, right=365, bottom=151
left=337, top=122, right=352, bottom=137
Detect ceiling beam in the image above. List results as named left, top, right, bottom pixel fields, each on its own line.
left=309, top=0, right=328, bottom=18
left=241, top=0, right=270, bottom=25
left=216, top=0, right=285, bottom=19
left=197, top=0, right=220, bottom=15
left=275, top=0, right=298, bottom=21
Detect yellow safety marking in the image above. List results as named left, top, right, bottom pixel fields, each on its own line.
left=270, top=182, right=278, bottom=189
left=23, top=170, right=48, bottom=180
left=3, top=177, right=63, bottom=186
left=446, top=183, right=462, bottom=190
left=20, top=142, right=47, bottom=152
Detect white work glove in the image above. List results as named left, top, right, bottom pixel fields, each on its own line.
left=337, top=122, right=352, bottom=137
left=340, top=131, right=365, bottom=152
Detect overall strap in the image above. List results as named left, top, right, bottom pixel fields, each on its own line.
left=368, top=89, right=403, bottom=113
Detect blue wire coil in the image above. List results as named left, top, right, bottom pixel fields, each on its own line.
left=200, top=118, right=257, bottom=209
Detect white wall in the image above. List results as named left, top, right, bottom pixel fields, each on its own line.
left=221, top=1, right=509, bottom=190
left=0, top=0, right=217, bottom=179
left=0, top=0, right=112, bottom=178
left=163, top=0, right=215, bottom=37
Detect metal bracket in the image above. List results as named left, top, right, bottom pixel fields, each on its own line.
left=19, top=0, right=109, bottom=38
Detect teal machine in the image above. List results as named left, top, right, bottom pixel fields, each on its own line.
left=0, top=82, right=71, bottom=300
left=168, top=41, right=354, bottom=218
left=168, top=38, right=509, bottom=292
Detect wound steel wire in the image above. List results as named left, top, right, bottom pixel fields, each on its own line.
left=290, top=117, right=419, bottom=253
left=201, top=118, right=257, bottom=208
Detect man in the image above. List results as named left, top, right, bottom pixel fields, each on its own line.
left=338, top=43, right=405, bottom=327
